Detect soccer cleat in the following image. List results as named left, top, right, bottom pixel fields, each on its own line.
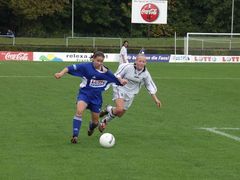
left=87, top=128, right=94, bottom=136
left=99, top=105, right=110, bottom=118
left=98, top=119, right=107, bottom=133
left=71, top=136, right=78, bottom=144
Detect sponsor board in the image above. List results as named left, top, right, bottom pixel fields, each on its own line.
left=128, top=54, right=170, bottom=62
left=2, top=51, right=239, bottom=64
left=170, top=55, right=240, bottom=63
left=193, top=56, right=240, bottom=63
left=193, top=56, right=218, bottom=63
left=131, top=0, right=168, bottom=24
left=169, top=55, right=192, bottom=63
left=221, top=56, right=240, bottom=63
left=0, top=51, right=33, bottom=61
left=33, top=52, right=119, bottom=62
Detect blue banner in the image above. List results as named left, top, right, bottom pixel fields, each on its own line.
left=128, top=54, right=170, bottom=62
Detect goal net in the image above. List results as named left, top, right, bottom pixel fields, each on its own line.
left=184, top=33, right=240, bottom=55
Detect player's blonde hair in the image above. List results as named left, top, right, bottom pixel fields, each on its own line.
left=136, top=53, right=146, bottom=60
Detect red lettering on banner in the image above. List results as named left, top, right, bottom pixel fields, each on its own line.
left=232, top=56, right=239, bottom=62
left=222, top=56, right=240, bottom=62
left=0, top=51, right=33, bottom=61
left=194, top=56, right=211, bottom=62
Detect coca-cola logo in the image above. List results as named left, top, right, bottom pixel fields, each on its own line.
left=140, top=3, right=159, bottom=22
left=5, top=52, right=29, bottom=60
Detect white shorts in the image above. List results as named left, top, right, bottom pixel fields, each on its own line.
left=112, top=87, right=134, bottom=110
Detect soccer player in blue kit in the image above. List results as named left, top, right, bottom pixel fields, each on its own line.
left=54, top=51, right=127, bottom=143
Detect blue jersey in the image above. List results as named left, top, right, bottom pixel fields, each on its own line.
left=67, top=62, right=121, bottom=112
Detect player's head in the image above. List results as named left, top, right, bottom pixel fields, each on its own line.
left=92, top=51, right=105, bottom=69
left=122, top=40, right=128, bottom=47
left=135, top=54, right=146, bottom=70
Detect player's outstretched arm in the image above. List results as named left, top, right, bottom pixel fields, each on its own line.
left=151, top=94, right=162, bottom=108
left=117, top=77, right=128, bottom=85
left=115, top=72, right=128, bottom=85
left=54, top=67, right=69, bottom=79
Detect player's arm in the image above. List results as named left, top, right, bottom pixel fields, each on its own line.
left=151, top=94, right=162, bottom=108
left=54, top=67, right=68, bottom=79
left=144, top=72, right=162, bottom=108
left=106, top=70, right=127, bottom=86
left=115, top=63, right=129, bottom=85
left=117, top=76, right=128, bottom=85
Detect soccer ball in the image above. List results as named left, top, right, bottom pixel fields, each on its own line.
left=99, top=133, right=115, bottom=148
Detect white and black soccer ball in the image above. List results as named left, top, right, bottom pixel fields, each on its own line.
left=99, top=133, right=115, bottom=148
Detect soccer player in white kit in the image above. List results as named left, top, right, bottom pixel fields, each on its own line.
left=119, top=40, right=129, bottom=64
left=99, top=53, right=162, bottom=132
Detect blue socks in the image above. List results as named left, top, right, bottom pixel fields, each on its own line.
left=73, top=116, right=82, bottom=137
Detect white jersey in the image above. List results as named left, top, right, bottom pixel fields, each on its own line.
left=119, top=46, right=128, bottom=64
left=114, top=63, right=157, bottom=97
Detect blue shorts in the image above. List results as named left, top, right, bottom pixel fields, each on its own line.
left=77, top=91, right=102, bottom=113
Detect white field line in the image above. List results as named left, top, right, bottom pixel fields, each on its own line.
left=0, top=75, right=240, bottom=80
left=0, top=75, right=53, bottom=78
left=213, top=128, right=240, bottom=130
left=199, top=127, right=240, bottom=142
left=153, top=77, right=240, bottom=80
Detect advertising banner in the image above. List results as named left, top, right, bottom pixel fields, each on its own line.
left=33, top=52, right=120, bottom=62
left=131, top=0, right=168, bottom=24
left=193, top=56, right=240, bottom=63
left=169, top=55, right=192, bottom=63
left=128, top=54, right=170, bottom=62
left=170, top=55, right=240, bottom=63
left=0, top=51, right=33, bottom=61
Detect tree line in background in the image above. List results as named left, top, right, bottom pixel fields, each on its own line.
left=0, top=0, right=239, bottom=37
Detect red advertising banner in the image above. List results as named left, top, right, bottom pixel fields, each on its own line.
left=0, top=51, right=33, bottom=61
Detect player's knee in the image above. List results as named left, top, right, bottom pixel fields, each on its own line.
left=75, top=111, right=83, bottom=117
left=117, top=113, right=124, bottom=117
left=114, top=107, right=124, bottom=116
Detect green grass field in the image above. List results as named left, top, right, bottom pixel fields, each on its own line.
left=0, top=62, right=240, bottom=180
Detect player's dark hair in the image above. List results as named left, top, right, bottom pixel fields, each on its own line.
left=92, top=51, right=105, bottom=59
left=122, top=40, right=128, bottom=46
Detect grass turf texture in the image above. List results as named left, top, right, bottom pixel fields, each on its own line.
left=0, top=62, right=240, bottom=180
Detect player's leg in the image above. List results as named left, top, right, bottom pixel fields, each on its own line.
left=101, top=98, right=125, bottom=122
left=99, top=98, right=125, bottom=133
left=87, top=103, right=101, bottom=136
left=112, top=98, right=126, bottom=117
left=99, top=96, right=134, bottom=133
left=71, top=100, right=88, bottom=143
left=88, top=111, right=100, bottom=136
left=100, top=87, right=126, bottom=121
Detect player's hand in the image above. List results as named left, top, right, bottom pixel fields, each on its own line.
left=155, top=99, right=162, bottom=108
left=120, top=78, right=128, bottom=85
left=54, top=72, right=63, bottom=79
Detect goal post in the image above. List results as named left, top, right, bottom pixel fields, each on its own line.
left=66, top=37, right=122, bottom=49
left=0, top=35, right=15, bottom=46
left=185, top=33, right=240, bottom=55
